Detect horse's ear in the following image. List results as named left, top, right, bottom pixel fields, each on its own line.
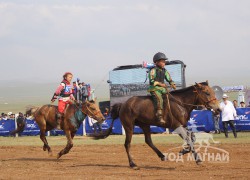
left=195, top=82, right=202, bottom=88
left=206, top=80, right=209, bottom=85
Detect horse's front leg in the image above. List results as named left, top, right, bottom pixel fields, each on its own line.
left=38, top=122, right=52, bottom=156
left=175, top=126, right=202, bottom=165
left=57, top=130, right=73, bottom=159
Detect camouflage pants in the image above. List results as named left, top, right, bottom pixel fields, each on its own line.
left=150, top=89, right=166, bottom=110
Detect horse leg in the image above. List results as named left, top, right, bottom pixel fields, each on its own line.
left=38, top=120, right=52, bottom=156
left=57, top=130, right=73, bottom=159
left=139, top=123, right=166, bottom=161
left=175, top=126, right=202, bottom=165
left=40, top=129, right=52, bottom=156
left=123, top=125, right=139, bottom=170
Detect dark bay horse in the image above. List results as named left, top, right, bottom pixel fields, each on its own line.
left=94, top=81, right=221, bottom=169
left=22, top=101, right=105, bottom=159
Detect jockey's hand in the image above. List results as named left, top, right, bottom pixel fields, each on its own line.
left=160, top=83, right=167, bottom=88
left=51, top=98, right=56, bottom=103
left=171, top=84, right=176, bottom=90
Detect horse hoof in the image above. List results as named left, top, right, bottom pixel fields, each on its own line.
left=196, top=159, right=202, bottom=165
left=43, top=147, right=47, bottom=151
left=161, top=156, right=168, bottom=161
left=131, top=166, right=140, bottom=170
left=57, top=154, right=61, bottom=159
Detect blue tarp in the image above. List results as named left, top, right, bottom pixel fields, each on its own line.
left=1, top=108, right=250, bottom=136
left=0, top=120, right=15, bottom=136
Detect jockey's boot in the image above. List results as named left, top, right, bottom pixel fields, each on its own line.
left=156, top=109, right=165, bottom=124
left=56, top=113, right=63, bottom=130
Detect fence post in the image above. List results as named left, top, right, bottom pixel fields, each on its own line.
left=14, top=115, right=18, bottom=137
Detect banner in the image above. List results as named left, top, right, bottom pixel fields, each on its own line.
left=219, top=108, right=250, bottom=131
left=188, top=110, right=214, bottom=132
left=0, top=120, right=15, bottom=136
left=85, top=116, right=122, bottom=134
left=1, top=108, right=250, bottom=136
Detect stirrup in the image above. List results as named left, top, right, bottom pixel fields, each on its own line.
left=157, top=117, right=165, bottom=124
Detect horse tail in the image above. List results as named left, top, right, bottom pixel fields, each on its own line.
left=10, top=123, right=25, bottom=136
left=26, top=106, right=40, bottom=117
left=111, top=103, right=122, bottom=120
left=11, top=106, right=41, bottom=136
left=92, top=103, right=122, bottom=139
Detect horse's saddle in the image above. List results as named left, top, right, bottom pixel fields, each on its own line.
left=69, top=109, right=86, bottom=129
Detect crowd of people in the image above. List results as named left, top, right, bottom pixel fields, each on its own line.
left=72, top=78, right=92, bottom=103
left=0, top=112, right=27, bottom=121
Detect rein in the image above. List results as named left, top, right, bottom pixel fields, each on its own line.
left=74, top=102, right=100, bottom=119
left=192, top=85, right=217, bottom=108
left=165, top=85, right=211, bottom=127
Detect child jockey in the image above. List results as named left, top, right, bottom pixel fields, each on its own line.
left=51, top=72, right=75, bottom=129
left=148, top=52, right=176, bottom=124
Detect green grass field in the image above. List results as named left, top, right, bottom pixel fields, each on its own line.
left=0, top=132, right=249, bottom=147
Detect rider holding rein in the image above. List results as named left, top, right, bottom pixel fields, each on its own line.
left=148, top=52, right=176, bottom=124
left=51, top=72, right=75, bottom=129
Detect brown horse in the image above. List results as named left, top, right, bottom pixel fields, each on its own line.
left=24, top=101, right=105, bottom=159
left=94, top=81, right=221, bottom=169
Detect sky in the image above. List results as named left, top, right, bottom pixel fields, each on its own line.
left=0, top=0, right=250, bottom=93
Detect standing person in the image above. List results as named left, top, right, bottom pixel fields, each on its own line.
left=247, top=101, right=250, bottom=107
left=78, top=82, right=83, bottom=103
left=72, top=82, right=78, bottom=101
left=239, top=101, right=246, bottom=108
left=10, top=112, right=25, bottom=136
left=51, top=72, right=75, bottom=129
left=212, top=110, right=220, bottom=134
left=81, top=82, right=88, bottom=102
left=103, top=107, right=110, bottom=118
left=233, top=100, right=238, bottom=109
left=220, top=94, right=237, bottom=138
left=147, top=52, right=176, bottom=124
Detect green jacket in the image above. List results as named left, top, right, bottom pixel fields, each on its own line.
left=147, top=67, right=175, bottom=92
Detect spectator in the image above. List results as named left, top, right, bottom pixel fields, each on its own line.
left=247, top=101, right=250, bottom=107
left=81, top=83, right=89, bottom=102
left=212, top=109, right=220, bottom=134
left=12, top=112, right=26, bottom=136
left=10, top=114, right=15, bottom=120
left=78, top=82, right=83, bottom=103
left=88, top=117, right=102, bottom=133
left=240, top=101, right=246, bottom=108
left=103, top=107, right=110, bottom=118
left=2, top=114, right=8, bottom=120
left=0, top=113, right=4, bottom=120
left=233, top=100, right=238, bottom=109
left=73, top=81, right=78, bottom=101
left=220, top=94, right=237, bottom=138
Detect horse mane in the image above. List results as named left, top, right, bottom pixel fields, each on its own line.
left=171, top=81, right=208, bottom=94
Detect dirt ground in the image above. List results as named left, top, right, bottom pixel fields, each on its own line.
left=0, top=142, right=250, bottom=180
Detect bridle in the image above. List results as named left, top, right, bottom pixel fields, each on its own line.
left=166, top=84, right=216, bottom=109
left=81, top=102, right=102, bottom=119
left=192, top=85, right=217, bottom=109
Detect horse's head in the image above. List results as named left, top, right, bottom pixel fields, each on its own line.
left=82, top=100, right=105, bottom=123
left=194, top=81, right=221, bottom=115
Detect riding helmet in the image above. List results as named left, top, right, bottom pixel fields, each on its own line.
left=63, top=72, right=73, bottom=79
left=153, top=52, right=168, bottom=63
